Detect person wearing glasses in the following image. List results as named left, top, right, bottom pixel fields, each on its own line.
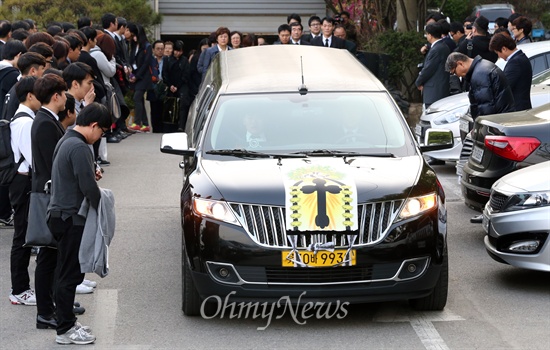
left=445, top=52, right=515, bottom=224
left=510, top=16, right=533, bottom=45
left=302, top=16, right=322, bottom=43
left=47, top=102, right=111, bottom=345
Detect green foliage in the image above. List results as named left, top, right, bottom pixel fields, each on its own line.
left=442, top=0, right=471, bottom=23
left=542, top=12, right=550, bottom=29
left=363, top=30, right=425, bottom=101
left=0, top=0, right=161, bottom=31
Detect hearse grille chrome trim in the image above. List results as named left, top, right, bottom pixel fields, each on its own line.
left=229, top=200, right=404, bottom=248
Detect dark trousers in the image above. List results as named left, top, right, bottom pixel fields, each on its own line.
left=133, top=89, right=148, bottom=126
left=48, top=216, right=84, bottom=335
left=0, top=184, right=11, bottom=219
left=35, top=247, right=57, bottom=317
left=8, top=174, right=32, bottom=294
left=150, top=99, right=163, bottom=133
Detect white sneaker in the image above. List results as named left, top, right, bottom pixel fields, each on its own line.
left=56, top=324, right=96, bottom=345
left=81, top=279, right=97, bottom=288
left=9, top=289, right=36, bottom=305
left=75, top=283, right=94, bottom=294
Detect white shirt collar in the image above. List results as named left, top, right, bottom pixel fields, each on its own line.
left=14, top=104, right=36, bottom=118
left=506, top=49, right=520, bottom=61
left=42, top=106, right=60, bottom=121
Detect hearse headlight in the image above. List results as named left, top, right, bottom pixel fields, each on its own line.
left=398, top=193, right=437, bottom=220
left=193, top=198, right=240, bottom=225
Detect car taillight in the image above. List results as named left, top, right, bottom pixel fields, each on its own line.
left=484, top=136, right=540, bottom=162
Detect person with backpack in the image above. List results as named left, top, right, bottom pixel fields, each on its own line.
left=0, top=39, right=27, bottom=228
left=6, top=76, right=41, bottom=305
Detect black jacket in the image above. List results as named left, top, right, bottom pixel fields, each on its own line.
left=415, top=40, right=451, bottom=105
left=0, top=65, right=19, bottom=118
left=455, top=35, right=498, bottom=63
left=162, top=55, right=191, bottom=103
left=30, top=108, right=65, bottom=193
left=310, top=35, right=346, bottom=49
left=129, top=42, right=153, bottom=91
left=466, top=56, right=515, bottom=120
left=504, top=50, right=532, bottom=111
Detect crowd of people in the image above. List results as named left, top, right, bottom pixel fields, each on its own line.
left=414, top=12, right=534, bottom=221
left=0, top=8, right=538, bottom=345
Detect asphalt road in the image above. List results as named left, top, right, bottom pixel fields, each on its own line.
left=1, top=132, right=548, bottom=349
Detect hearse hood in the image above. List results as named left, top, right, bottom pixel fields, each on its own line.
left=200, top=156, right=424, bottom=205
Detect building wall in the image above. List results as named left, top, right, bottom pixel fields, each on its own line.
left=158, top=0, right=327, bottom=35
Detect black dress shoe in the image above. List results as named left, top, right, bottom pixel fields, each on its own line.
left=470, top=214, right=483, bottom=223
left=106, top=135, right=121, bottom=143
left=37, top=314, right=57, bottom=329
left=73, top=305, right=86, bottom=315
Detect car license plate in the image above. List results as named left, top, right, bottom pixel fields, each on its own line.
left=459, top=119, right=469, bottom=133
left=282, top=249, right=356, bottom=267
left=471, top=145, right=484, bottom=163
left=415, top=124, right=422, bottom=137
left=482, top=214, right=490, bottom=233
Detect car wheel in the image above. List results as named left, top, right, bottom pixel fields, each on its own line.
left=182, top=253, right=201, bottom=316
left=409, top=252, right=448, bottom=311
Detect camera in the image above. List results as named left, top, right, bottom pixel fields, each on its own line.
left=465, top=24, right=472, bottom=29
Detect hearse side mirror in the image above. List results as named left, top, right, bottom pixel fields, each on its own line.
left=160, top=133, right=196, bottom=157
left=419, top=129, right=454, bottom=153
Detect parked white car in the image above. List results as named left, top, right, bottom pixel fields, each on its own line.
left=483, top=161, right=550, bottom=272
left=416, top=41, right=550, bottom=163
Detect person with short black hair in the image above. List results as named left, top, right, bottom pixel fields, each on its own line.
left=274, top=24, right=291, bottom=45
left=287, top=13, right=302, bottom=25
left=310, top=17, right=346, bottom=49
left=46, top=25, right=63, bottom=38
left=303, top=15, right=322, bottom=43
left=101, top=13, right=117, bottom=32
left=31, top=73, right=70, bottom=331
left=450, top=21, right=465, bottom=45
left=489, top=33, right=532, bottom=111
left=455, top=16, right=498, bottom=63
left=2, top=52, right=46, bottom=121
left=48, top=102, right=110, bottom=345
left=290, top=22, right=309, bottom=45
left=7, top=76, right=40, bottom=306
left=1, top=40, right=27, bottom=116
left=416, top=22, right=450, bottom=109
left=77, top=17, right=92, bottom=30
left=27, top=44, right=54, bottom=69
left=0, top=20, right=12, bottom=58
left=511, top=16, right=532, bottom=44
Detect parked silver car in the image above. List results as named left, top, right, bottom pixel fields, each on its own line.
left=483, top=161, right=550, bottom=272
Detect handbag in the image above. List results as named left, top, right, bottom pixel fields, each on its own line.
left=25, top=192, right=57, bottom=248
left=162, top=96, right=180, bottom=124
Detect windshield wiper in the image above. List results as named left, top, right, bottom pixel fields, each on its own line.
left=206, top=149, right=307, bottom=159
left=297, top=149, right=396, bottom=158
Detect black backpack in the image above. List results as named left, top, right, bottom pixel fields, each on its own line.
left=0, top=113, right=29, bottom=186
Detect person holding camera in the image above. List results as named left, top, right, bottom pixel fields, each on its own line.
left=455, top=16, right=498, bottom=63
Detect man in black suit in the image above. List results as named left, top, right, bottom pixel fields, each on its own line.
left=30, top=74, right=72, bottom=330
left=273, top=24, right=292, bottom=45
left=489, top=33, right=532, bottom=111
left=334, top=25, right=357, bottom=54
left=290, top=23, right=310, bottom=45
left=310, top=17, right=346, bottom=49
left=415, top=23, right=450, bottom=109
left=302, top=16, right=322, bottom=43
left=0, top=20, right=11, bottom=58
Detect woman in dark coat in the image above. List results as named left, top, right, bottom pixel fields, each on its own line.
left=128, top=23, right=152, bottom=132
